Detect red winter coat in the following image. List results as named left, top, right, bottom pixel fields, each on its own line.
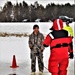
left=43, top=19, right=73, bottom=73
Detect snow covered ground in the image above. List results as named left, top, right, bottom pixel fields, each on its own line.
left=0, top=22, right=74, bottom=75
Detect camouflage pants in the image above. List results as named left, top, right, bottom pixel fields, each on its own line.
left=30, top=52, right=44, bottom=72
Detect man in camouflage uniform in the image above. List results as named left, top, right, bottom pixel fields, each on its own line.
left=28, top=25, right=45, bottom=75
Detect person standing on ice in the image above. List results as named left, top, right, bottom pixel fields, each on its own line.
left=63, top=21, right=74, bottom=59
left=28, top=25, right=45, bottom=75
left=43, top=19, right=74, bottom=75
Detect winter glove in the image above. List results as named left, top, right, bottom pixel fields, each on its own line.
left=41, top=49, right=44, bottom=52
left=69, top=52, right=74, bottom=59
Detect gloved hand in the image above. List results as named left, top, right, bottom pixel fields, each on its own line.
left=41, top=49, right=44, bottom=52
left=69, top=52, right=74, bottom=59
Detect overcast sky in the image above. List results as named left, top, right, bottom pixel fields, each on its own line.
left=0, top=0, right=74, bottom=7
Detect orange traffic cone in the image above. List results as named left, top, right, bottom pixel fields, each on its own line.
left=10, top=55, right=19, bottom=68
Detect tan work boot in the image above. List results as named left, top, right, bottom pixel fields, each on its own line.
left=31, top=72, right=35, bottom=75
left=39, top=71, right=43, bottom=75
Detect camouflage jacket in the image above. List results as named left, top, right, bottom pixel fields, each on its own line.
left=28, top=32, right=45, bottom=53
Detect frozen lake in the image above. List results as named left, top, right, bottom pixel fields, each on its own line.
left=0, top=22, right=74, bottom=75
left=0, top=22, right=53, bottom=63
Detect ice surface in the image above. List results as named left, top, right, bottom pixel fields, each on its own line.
left=0, top=22, right=74, bottom=75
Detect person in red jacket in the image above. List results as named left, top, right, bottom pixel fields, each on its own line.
left=43, top=19, right=74, bottom=75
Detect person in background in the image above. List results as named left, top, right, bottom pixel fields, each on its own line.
left=63, top=21, right=74, bottom=60
left=63, top=21, right=74, bottom=38
left=28, top=25, right=45, bottom=75
left=43, top=19, right=74, bottom=75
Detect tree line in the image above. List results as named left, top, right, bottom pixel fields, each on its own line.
left=0, top=1, right=75, bottom=22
